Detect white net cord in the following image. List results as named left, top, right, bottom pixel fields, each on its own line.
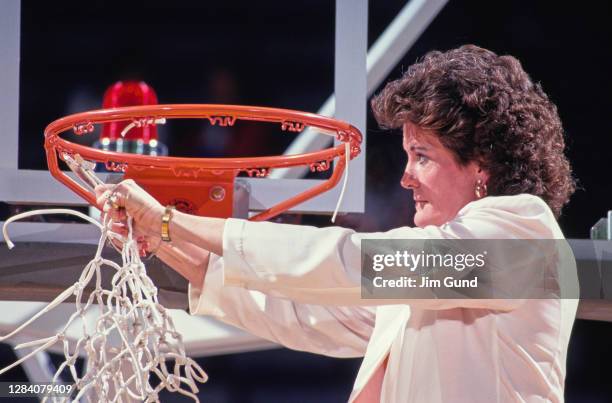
left=1, top=209, right=208, bottom=402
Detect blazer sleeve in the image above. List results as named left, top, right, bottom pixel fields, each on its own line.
left=216, top=194, right=565, bottom=311
left=189, top=254, right=375, bottom=358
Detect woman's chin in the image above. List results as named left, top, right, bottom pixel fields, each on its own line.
left=414, top=210, right=445, bottom=227
left=414, top=212, right=431, bottom=228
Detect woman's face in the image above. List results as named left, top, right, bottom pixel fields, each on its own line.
left=401, top=123, right=488, bottom=227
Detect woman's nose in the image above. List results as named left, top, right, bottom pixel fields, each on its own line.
left=401, top=170, right=419, bottom=190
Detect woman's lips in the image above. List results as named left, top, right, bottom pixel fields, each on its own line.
left=415, top=201, right=428, bottom=209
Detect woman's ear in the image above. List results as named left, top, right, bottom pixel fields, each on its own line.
left=472, top=162, right=490, bottom=184
left=478, top=167, right=490, bottom=180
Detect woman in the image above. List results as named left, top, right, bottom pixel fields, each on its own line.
left=97, top=45, right=578, bottom=402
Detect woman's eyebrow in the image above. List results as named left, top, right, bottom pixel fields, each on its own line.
left=409, top=145, right=429, bottom=152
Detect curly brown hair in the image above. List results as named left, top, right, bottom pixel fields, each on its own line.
left=371, top=44, right=575, bottom=218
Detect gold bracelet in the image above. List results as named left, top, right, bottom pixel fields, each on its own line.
left=161, top=205, right=175, bottom=242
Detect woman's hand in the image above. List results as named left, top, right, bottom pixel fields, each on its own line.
left=95, top=179, right=164, bottom=238
left=94, top=179, right=214, bottom=286
left=95, top=178, right=225, bottom=261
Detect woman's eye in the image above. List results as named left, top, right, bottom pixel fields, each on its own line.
left=417, top=154, right=428, bottom=164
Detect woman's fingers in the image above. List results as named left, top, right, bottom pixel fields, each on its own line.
left=104, top=222, right=154, bottom=257
left=95, top=189, right=111, bottom=211
left=108, top=206, right=127, bottom=223
left=102, top=180, right=163, bottom=226
left=94, top=184, right=114, bottom=199
left=111, top=222, right=128, bottom=236
left=95, top=183, right=131, bottom=220
left=137, top=235, right=160, bottom=254
left=94, top=180, right=165, bottom=239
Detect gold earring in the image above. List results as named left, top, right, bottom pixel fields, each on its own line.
left=475, top=179, right=488, bottom=199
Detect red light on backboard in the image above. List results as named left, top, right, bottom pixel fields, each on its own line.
left=101, top=81, right=159, bottom=143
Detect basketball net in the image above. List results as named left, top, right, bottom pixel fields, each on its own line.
left=1, top=209, right=208, bottom=402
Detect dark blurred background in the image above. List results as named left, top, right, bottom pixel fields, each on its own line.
left=3, top=0, right=612, bottom=401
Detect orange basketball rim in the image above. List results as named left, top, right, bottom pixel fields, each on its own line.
left=44, top=104, right=362, bottom=221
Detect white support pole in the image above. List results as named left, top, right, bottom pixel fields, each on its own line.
left=0, top=0, right=21, bottom=170
left=333, top=0, right=367, bottom=212
left=270, top=0, right=449, bottom=179
left=366, top=0, right=449, bottom=97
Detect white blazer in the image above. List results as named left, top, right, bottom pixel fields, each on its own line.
left=189, top=194, right=579, bottom=402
